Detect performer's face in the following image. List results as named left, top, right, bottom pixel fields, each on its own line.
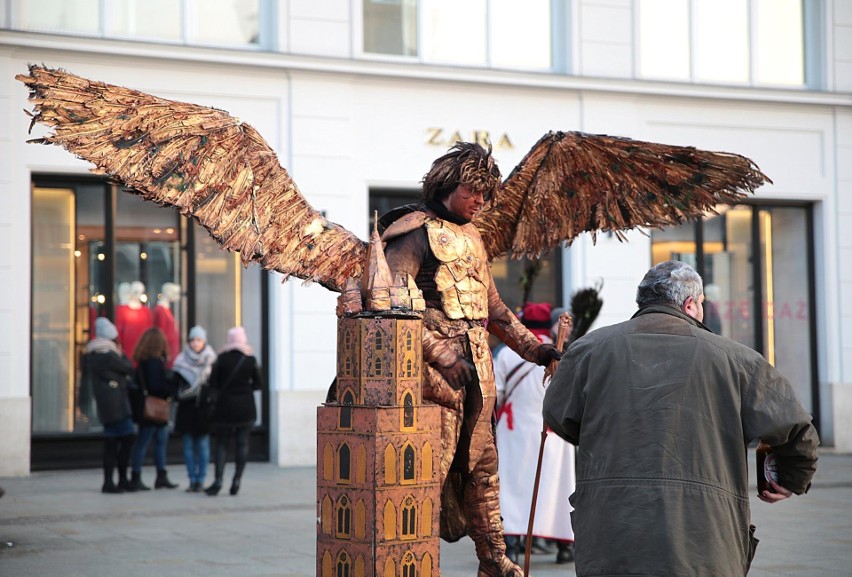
left=442, top=184, right=484, bottom=221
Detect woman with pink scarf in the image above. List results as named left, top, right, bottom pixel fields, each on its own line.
left=204, top=327, right=264, bottom=496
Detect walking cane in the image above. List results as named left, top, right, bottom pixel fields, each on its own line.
left=522, top=311, right=572, bottom=577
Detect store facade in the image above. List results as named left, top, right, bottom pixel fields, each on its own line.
left=1, top=0, right=850, bottom=475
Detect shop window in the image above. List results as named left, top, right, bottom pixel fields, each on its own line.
left=11, top=0, right=267, bottom=48
left=30, top=175, right=264, bottom=465
left=637, top=0, right=808, bottom=87
left=650, top=203, right=817, bottom=417
left=363, top=0, right=553, bottom=71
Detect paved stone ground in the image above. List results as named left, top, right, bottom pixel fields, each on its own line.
left=1, top=451, right=850, bottom=577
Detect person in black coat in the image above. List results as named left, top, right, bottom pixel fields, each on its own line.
left=205, top=326, right=263, bottom=496
left=85, top=317, right=137, bottom=493
left=130, top=327, right=179, bottom=491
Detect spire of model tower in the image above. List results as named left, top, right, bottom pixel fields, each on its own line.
left=362, top=212, right=394, bottom=312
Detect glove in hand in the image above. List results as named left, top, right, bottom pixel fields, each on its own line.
left=535, top=343, right=562, bottom=366
left=436, top=357, right=475, bottom=390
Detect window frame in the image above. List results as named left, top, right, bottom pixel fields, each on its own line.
left=356, top=0, right=568, bottom=73
left=633, top=0, right=819, bottom=89
left=6, top=0, right=275, bottom=50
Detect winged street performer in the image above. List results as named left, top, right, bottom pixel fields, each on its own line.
left=16, top=65, right=771, bottom=577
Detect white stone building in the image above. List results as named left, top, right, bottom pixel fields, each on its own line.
left=1, top=0, right=850, bottom=475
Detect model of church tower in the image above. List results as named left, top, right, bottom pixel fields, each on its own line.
left=317, top=221, right=440, bottom=577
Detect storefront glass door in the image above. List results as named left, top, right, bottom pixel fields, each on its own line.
left=652, top=203, right=817, bottom=417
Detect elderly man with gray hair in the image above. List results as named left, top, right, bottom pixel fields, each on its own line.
left=543, top=260, right=818, bottom=577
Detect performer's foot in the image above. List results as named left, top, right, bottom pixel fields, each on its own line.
left=477, top=555, right=524, bottom=577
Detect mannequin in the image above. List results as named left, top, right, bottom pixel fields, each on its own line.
left=154, top=282, right=181, bottom=366
left=115, top=281, right=153, bottom=358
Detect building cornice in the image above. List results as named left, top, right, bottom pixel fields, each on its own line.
left=3, top=30, right=851, bottom=107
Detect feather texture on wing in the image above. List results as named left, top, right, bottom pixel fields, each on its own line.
left=17, top=64, right=366, bottom=292
left=474, top=131, right=770, bottom=260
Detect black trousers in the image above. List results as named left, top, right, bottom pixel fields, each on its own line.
left=211, top=424, right=251, bottom=482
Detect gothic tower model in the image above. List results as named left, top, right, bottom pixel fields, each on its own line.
left=317, top=223, right=440, bottom=577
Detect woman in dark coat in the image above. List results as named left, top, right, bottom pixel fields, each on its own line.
left=130, top=327, right=179, bottom=491
left=86, top=317, right=136, bottom=493
left=205, top=326, right=263, bottom=496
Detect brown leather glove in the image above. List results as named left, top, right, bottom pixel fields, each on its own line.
left=535, top=343, right=562, bottom=366
left=434, top=357, right=475, bottom=390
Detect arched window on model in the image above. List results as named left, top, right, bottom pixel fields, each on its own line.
left=336, top=495, right=352, bottom=538
left=402, top=551, right=416, bottom=577
left=384, top=500, right=397, bottom=540
left=336, top=550, right=351, bottom=577
left=401, top=495, right=417, bottom=539
left=384, top=444, right=397, bottom=484
left=402, top=391, right=414, bottom=429
left=421, top=442, right=433, bottom=480
left=339, top=389, right=354, bottom=429
left=338, top=442, right=351, bottom=483
left=402, top=443, right=415, bottom=483
left=420, top=497, right=433, bottom=536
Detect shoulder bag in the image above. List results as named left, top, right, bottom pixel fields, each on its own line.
left=137, top=363, right=170, bottom=425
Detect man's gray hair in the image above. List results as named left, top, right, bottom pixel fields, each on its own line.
left=636, top=260, right=704, bottom=308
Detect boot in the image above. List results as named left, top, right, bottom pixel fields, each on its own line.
left=101, top=478, right=123, bottom=494
left=205, top=480, right=222, bottom=496
left=556, top=541, right=575, bottom=564
left=130, top=471, right=150, bottom=491
left=155, top=469, right=178, bottom=489
left=118, top=466, right=135, bottom=492
left=229, top=477, right=241, bottom=496
left=464, top=474, right=523, bottom=577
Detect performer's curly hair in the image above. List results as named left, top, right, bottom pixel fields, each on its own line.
left=421, top=142, right=501, bottom=202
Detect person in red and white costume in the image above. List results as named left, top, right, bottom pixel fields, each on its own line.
left=495, top=302, right=575, bottom=564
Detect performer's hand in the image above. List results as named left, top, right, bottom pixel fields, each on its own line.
left=758, top=480, right=793, bottom=504
left=436, top=357, right=475, bottom=390
left=535, top=343, right=562, bottom=366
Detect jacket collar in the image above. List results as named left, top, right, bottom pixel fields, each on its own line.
left=632, top=303, right=713, bottom=333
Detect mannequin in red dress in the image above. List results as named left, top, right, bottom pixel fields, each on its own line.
left=115, top=281, right=153, bottom=359
left=153, top=282, right=181, bottom=367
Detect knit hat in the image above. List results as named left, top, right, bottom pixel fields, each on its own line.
left=227, top=326, right=247, bottom=346
left=95, top=317, right=118, bottom=341
left=218, top=325, right=253, bottom=356
left=521, top=302, right=552, bottom=340
left=188, top=325, right=207, bottom=342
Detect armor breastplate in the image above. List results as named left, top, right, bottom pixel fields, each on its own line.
left=424, top=218, right=489, bottom=320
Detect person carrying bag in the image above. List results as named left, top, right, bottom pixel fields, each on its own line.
left=129, top=327, right=179, bottom=491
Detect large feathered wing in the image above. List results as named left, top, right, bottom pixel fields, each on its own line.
left=17, top=64, right=366, bottom=292
left=474, top=131, right=770, bottom=260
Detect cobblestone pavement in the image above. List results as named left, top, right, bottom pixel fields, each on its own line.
left=1, top=451, right=850, bottom=577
